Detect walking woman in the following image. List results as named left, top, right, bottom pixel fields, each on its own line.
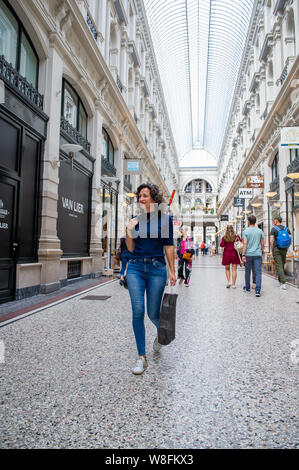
left=177, top=231, right=194, bottom=286
left=126, top=183, right=176, bottom=375
left=220, top=225, right=241, bottom=288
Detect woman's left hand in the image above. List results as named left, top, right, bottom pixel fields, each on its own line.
left=169, top=272, right=176, bottom=286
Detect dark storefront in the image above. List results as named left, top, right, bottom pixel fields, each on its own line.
left=58, top=79, right=94, bottom=280
left=57, top=156, right=92, bottom=259
left=0, top=0, right=48, bottom=303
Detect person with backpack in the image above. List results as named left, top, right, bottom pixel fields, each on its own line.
left=270, top=216, right=292, bottom=290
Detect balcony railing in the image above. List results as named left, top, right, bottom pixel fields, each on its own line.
left=270, top=177, right=280, bottom=193
left=116, top=76, right=123, bottom=93
left=287, top=155, right=299, bottom=174
left=87, top=14, right=98, bottom=41
left=101, top=155, right=116, bottom=176
left=60, top=116, right=91, bottom=153
left=124, top=179, right=132, bottom=192
left=0, top=55, right=44, bottom=110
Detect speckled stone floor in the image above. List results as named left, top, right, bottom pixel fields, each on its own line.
left=0, top=256, right=298, bottom=449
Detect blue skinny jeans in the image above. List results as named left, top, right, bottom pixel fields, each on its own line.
left=126, top=258, right=167, bottom=356
left=245, top=256, right=262, bottom=291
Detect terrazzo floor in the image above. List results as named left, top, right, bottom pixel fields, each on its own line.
left=0, top=256, right=298, bottom=449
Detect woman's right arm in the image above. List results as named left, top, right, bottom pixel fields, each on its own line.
left=126, top=217, right=138, bottom=252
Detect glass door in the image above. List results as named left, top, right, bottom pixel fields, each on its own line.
left=0, top=175, right=18, bottom=303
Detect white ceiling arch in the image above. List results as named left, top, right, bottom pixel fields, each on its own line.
left=143, top=0, right=254, bottom=163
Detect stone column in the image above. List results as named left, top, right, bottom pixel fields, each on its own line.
left=120, top=28, right=129, bottom=101
left=117, top=139, right=126, bottom=240
left=89, top=104, right=104, bottom=277
left=97, top=0, right=107, bottom=56
left=144, top=99, right=149, bottom=143
left=135, top=70, right=140, bottom=119
left=104, top=0, right=111, bottom=62
left=38, top=39, right=63, bottom=293
left=279, top=145, right=290, bottom=225
left=263, top=158, right=272, bottom=251
left=273, top=25, right=283, bottom=91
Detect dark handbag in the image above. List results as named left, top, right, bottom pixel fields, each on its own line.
left=120, top=275, right=128, bottom=289
left=158, top=290, right=178, bottom=345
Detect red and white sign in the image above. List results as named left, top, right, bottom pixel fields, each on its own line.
left=169, top=190, right=176, bottom=206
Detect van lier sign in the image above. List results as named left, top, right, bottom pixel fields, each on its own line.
left=62, top=197, right=84, bottom=216
left=238, top=188, right=253, bottom=198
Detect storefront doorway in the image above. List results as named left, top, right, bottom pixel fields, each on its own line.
left=0, top=174, right=18, bottom=303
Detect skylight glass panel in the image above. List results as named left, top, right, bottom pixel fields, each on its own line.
left=143, top=0, right=254, bottom=162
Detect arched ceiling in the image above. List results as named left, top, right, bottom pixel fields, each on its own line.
left=143, top=0, right=254, bottom=163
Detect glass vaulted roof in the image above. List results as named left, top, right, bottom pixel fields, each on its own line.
left=143, top=0, right=254, bottom=162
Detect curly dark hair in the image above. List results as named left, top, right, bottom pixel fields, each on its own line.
left=136, top=183, right=164, bottom=205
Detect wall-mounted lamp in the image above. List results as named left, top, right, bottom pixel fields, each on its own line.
left=61, top=143, right=83, bottom=170
left=265, top=191, right=277, bottom=197
left=294, top=192, right=299, bottom=197
left=251, top=203, right=262, bottom=207
left=126, top=193, right=136, bottom=198
left=243, top=210, right=251, bottom=215
left=102, top=176, right=120, bottom=184
left=236, top=215, right=243, bottom=219
left=287, top=173, right=299, bottom=180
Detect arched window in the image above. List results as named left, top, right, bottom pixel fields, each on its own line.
left=102, top=128, right=114, bottom=166
left=185, top=182, right=192, bottom=193
left=0, top=0, right=39, bottom=87
left=194, top=179, right=202, bottom=193
left=206, top=182, right=212, bottom=193
left=62, top=79, right=88, bottom=138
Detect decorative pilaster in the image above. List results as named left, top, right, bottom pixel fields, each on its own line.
left=38, top=40, right=63, bottom=293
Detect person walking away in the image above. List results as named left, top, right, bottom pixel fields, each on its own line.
left=195, top=241, right=200, bottom=257
left=220, top=225, right=241, bottom=288
left=178, top=238, right=195, bottom=287
left=211, top=241, right=216, bottom=256
left=241, top=215, right=265, bottom=297
left=200, top=241, right=205, bottom=255
left=119, top=236, right=131, bottom=286
left=126, top=183, right=176, bottom=375
left=270, top=215, right=292, bottom=290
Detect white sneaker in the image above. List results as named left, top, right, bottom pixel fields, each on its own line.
left=280, top=283, right=286, bottom=290
left=231, top=285, right=236, bottom=289
left=132, top=356, right=147, bottom=375
left=153, top=336, right=163, bottom=353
